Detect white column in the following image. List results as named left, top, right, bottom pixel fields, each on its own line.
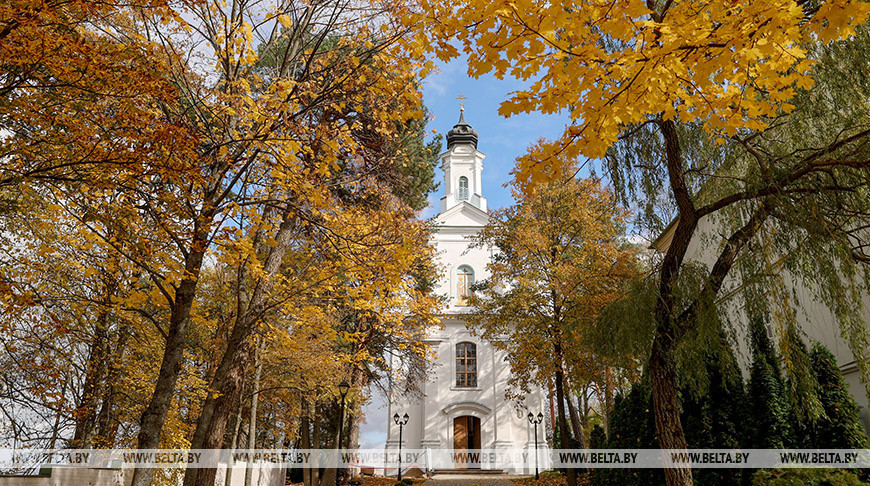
left=473, top=156, right=483, bottom=195
left=491, top=341, right=498, bottom=448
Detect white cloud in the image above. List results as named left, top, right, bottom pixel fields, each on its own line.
left=359, top=393, right=389, bottom=449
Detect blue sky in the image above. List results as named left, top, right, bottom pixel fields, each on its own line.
left=419, top=59, right=574, bottom=218
left=357, top=56, right=572, bottom=449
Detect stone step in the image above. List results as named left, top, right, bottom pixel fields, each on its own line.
left=430, top=469, right=506, bottom=476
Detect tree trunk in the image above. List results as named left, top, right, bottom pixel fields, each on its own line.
left=187, top=210, right=296, bottom=486
left=244, top=341, right=263, bottom=486
left=348, top=397, right=361, bottom=481
left=188, top=319, right=258, bottom=486
left=48, top=380, right=66, bottom=449
left=550, top=277, right=576, bottom=486
left=564, top=380, right=585, bottom=448
left=71, top=288, right=114, bottom=448
left=650, top=118, right=696, bottom=486
left=603, top=367, right=613, bottom=437
left=320, top=463, right=336, bottom=486
left=548, top=390, right=555, bottom=439
left=71, top=327, right=107, bottom=448
left=224, top=406, right=244, bottom=486
left=553, top=340, right=577, bottom=486
left=320, top=409, right=338, bottom=486
left=650, top=332, right=692, bottom=486
left=95, top=326, right=129, bottom=448
left=301, top=399, right=312, bottom=486
left=132, top=228, right=209, bottom=486
left=312, top=410, right=321, bottom=486
left=652, top=195, right=769, bottom=486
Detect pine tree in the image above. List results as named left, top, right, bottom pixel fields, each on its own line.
left=707, top=354, right=749, bottom=450
left=683, top=350, right=748, bottom=486
left=589, top=424, right=606, bottom=449
left=809, top=342, right=870, bottom=449
left=785, top=334, right=818, bottom=444
left=592, top=381, right=664, bottom=486
left=747, top=320, right=794, bottom=449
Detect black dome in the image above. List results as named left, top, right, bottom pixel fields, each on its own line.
left=446, top=110, right=478, bottom=150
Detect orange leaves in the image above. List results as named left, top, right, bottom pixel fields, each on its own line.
left=811, top=1, right=870, bottom=42
left=0, top=0, right=440, bottom=453
left=466, top=176, right=637, bottom=393
left=408, top=0, right=870, bottom=190
left=0, top=0, right=199, bottom=201
left=514, top=471, right=569, bottom=486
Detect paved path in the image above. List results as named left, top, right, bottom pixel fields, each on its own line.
left=423, top=475, right=520, bottom=486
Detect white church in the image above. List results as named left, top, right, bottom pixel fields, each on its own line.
left=385, top=111, right=548, bottom=474
left=383, top=107, right=870, bottom=478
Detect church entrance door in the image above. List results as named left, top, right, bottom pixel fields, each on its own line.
left=452, top=416, right=481, bottom=469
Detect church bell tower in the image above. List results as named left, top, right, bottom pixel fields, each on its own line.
left=384, top=106, right=548, bottom=476
left=440, top=109, right=487, bottom=214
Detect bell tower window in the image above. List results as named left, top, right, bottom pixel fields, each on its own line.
left=458, top=176, right=469, bottom=201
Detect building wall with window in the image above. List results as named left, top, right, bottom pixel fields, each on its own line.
left=386, top=113, right=548, bottom=474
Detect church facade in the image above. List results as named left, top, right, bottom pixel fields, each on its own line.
left=385, top=113, right=548, bottom=474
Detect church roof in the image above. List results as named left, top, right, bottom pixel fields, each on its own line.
left=446, top=109, right=479, bottom=150
left=434, top=200, right=489, bottom=228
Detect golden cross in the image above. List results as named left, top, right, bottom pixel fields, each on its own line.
left=457, top=93, right=468, bottom=111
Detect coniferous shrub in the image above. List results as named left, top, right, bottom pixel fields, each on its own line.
left=588, top=424, right=606, bottom=450
left=786, top=335, right=817, bottom=445
left=747, top=320, right=794, bottom=448
left=682, top=351, right=749, bottom=486
left=682, top=350, right=748, bottom=448
left=707, top=353, right=750, bottom=449
left=589, top=323, right=870, bottom=486
left=751, top=468, right=864, bottom=486
left=590, top=381, right=664, bottom=486
left=592, top=354, right=750, bottom=486
left=808, top=342, right=870, bottom=449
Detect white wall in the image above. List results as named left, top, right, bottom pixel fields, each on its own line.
left=676, top=214, right=870, bottom=430
left=0, top=465, right=284, bottom=486
left=0, top=467, right=129, bottom=486
left=387, top=137, right=547, bottom=475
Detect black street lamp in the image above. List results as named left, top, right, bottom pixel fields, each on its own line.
left=393, top=412, right=409, bottom=481
left=336, top=380, right=350, bottom=486
left=528, top=411, right=544, bottom=480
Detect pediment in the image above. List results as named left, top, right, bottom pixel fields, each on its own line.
left=435, top=202, right=490, bottom=228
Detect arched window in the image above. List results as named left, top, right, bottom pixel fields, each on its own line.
left=456, top=342, right=477, bottom=387
left=458, top=176, right=469, bottom=201
left=457, top=265, right=474, bottom=305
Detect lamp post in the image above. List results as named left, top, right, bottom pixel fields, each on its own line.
left=393, top=412, right=409, bottom=481
left=336, top=380, right=350, bottom=486
left=528, top=412, right=544, bottom=480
